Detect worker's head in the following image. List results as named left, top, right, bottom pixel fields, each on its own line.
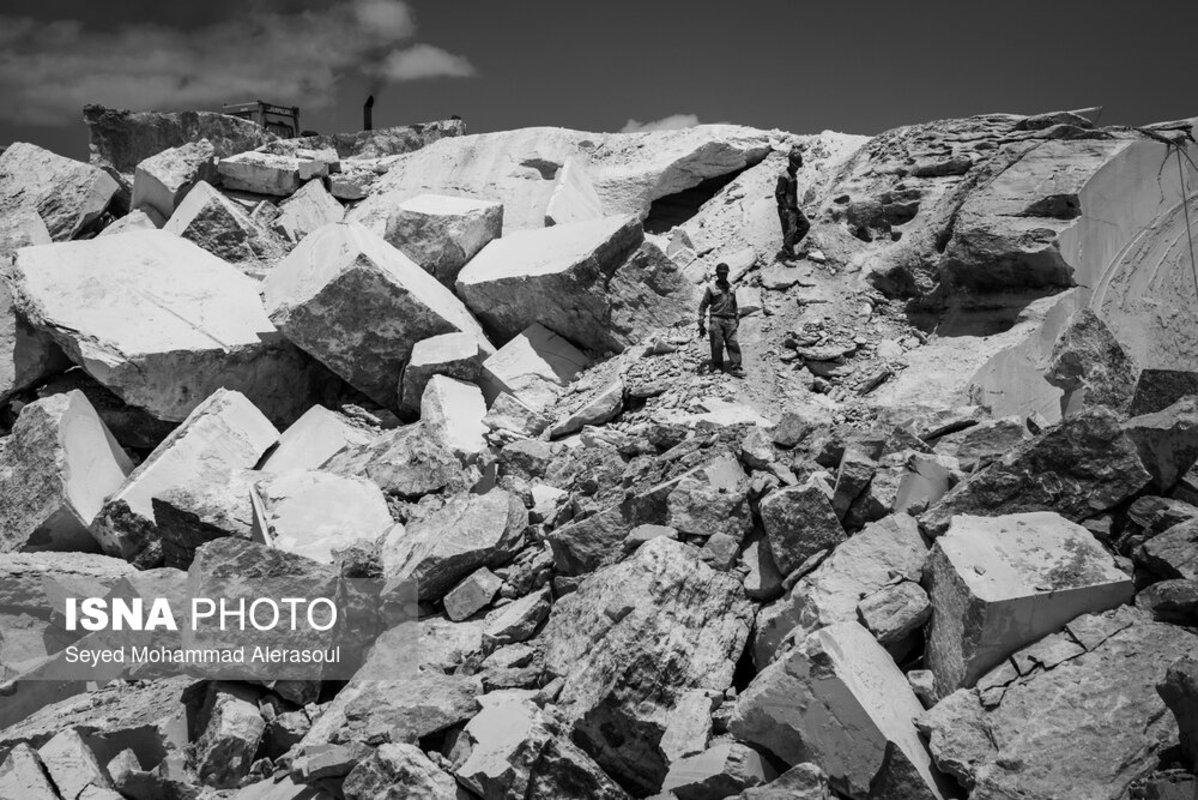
left=715, top=263, right=730, bottom=280
left=788, top=146, right=803, bottom=172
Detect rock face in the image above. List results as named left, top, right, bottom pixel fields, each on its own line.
left=342, top=742, right=458, bottom=800
left=274, top=179, right=344, bottom=244
left=91, top=389, right=277, bottom=565
left=0, top=142, right=120, bottom=241
left=323, top=421, right=467, bottom=498
left=263, top=221, right=492, bottom=409
left=480, top=323, right=591, bottom=411
left=12, top=230, right=321, bottom=424
left=1045, top=308, right=1137, bottom=415
left=130, top=139, right=216, bottom=221
left=731, top=622, right=948, bottom=800
left=0, top=390, right=132, bottom=553
left=216, top=150, right=305, bottom=196
left=920, top=407, right=1152, bottom=536
left=253, top=470, right=392, bottom=563
left=0, top=743, right=59, bottom=800
left=759, top=477, right=846, bottom=575
left=259, top=405, right=374, bottom=474
left=456, top=215, right=644, bottom=350
left=1158, top=657, right=1198, bottom=770
left=926, top=512, right=1133, bottom=695
left=1122, top=396, right=1198, bottom=491
left=382, top=193, right=503, bottom=285
left=163, top=180, right=285, bottom=278
left=0, top=282, right=69, bottom=407
left=919, top=609, right=1198, bottom=800
left=541, top=537, right=753, bottom=794
left=420, top=375, right=488, bottom=462
left=398, top=331, right=490, bottom=415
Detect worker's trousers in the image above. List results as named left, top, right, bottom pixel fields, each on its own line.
left=709, top=317, right=742, bottom=370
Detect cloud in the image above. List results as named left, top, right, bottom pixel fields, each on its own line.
left=620, top=114, right=701, bottom=133
left=0, top=0, right=475, bottom=126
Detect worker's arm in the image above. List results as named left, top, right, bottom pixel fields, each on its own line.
left=698, top=287, right=711, bottom=334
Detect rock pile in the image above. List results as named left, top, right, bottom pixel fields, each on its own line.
left=0, top=104, right=1196, bottom=800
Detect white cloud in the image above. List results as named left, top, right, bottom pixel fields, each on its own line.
left=620, top=113, right=701, bottom=133
left=374, top=44, right=476, bottom=81
left=0, top=0, right=475, bottom=125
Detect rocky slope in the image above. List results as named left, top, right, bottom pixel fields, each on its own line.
left=0, top=104, right=1195, bottom=800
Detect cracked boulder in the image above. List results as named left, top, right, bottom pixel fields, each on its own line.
left=0, top=390, right=132, bottom=553
left=263, top=221, right=491, bottom=409
left=730, top=622, right=950, bottom=800
left=382, top=193, right=503, bottom=286
left=1122, top=396, right=1198, bottom=491
left=253, top=470, right=393, bottom=564
left=37, top=728, right=115, bottom=799
left=398, top=331, right=490, bottom=416
left=918, top=608, right=1198, bottom=800
left=1136, top=517, right=1198, bottom=580
left=541, top=536, right=753, bottom=794
left=163, top=180, right=286, bottom=278
left=11, top=229, right=323, bottom=424
left=0, top=142, right=119, bottom=241
left=759, top=476, right=846, bottom=575
left=130, top=139, right=216, bottom=221
left=926, top=511, right=1133, bottom=696
left=0, top=744, right=59, bottom=800
left=1044, top=308, right=1137, bottom=416
left=660, top=741, right=776, bottom=800
left=322, top=420, right=468, bottom=498
left=480, top=323, right=591, bottom=411
left=342, top=742, right=458, bottom=800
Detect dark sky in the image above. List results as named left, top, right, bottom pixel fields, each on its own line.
left=3, top=0, right=1196, bottom=161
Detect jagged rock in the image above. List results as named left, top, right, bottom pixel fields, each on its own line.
left=274, top=179, right=343, bottom=244
left=421, top=375, right=487, bottom=462
left=1127, top=496, right=1198, bottom=539
left=550, top=377, right=625, bottom=439
left=484, top=392, right=552, bottom=436
left=658, top=691, right=716, bottom=765
left=918, top=608, right=1198, bottom=800
left=216, top=151, right=307, bottom=196
left=541, top=536, right=753, bottom=794
left=0, top=142, right=119, bottom=240
left=253, top=470, right=392, bottom=563
left=857, top=581, right=931, bottom=647
left=12, top=230, right=323, bottom=424
left=483, top=588, right=551, bottom=648
left=740, top=538, right=784, bottom=601
left=97, top=208, right=158, bottom=236
left=322, top=421, right=468, bottom=498
left=0, top=743, right=60, bottom=800
left=607, top=240, right=697, bottom=344
left=130, top=140, right=216, bottom=221
left=398, top=332, right=489, bottom=416
left=0, top=204, right=52, bottom=256
left=37, top=728, right=114, bottom=799
left=91, top=388, right=277, bottom=565
left=931, top=417, right=1029, bottom=472
left=152, top=467, right=257, bottom=569
left=753, top=514, right=927, bottom=667
left=894, top=453, right=959, bottom=515
left=0, top=390, right=131, bottom=553
left=457, top=215, right=644, bottom=349
left=233, top=775, right=336, bottom=799
left=342, top=742, right=458, bottom=800
left=193, top=683, right=266, bottom=789
left=382, top=489, right=527, bottom=601
left=1137, top=579, right=1198, bottom=624
left=832, top=445, right=876, bottom=518
left=263, top=221, right=491, bottom=408
left=335, top=672, right=483, bottom=746
left=0, top=282, right=69, bottom=408
left=845, top=453, right=907, bottom=529
left=480, top=323, right=591, bottom=411
left=926, top=511, right=1134, bottom=695
left=163, top=181, right=285, bottom=278
left=1045, top=308, right=1137, bottom=415
left=444, top=567, right=503, bottom=621
left=665, top=454, right=752, bottom=539
left=731, top=622, right=948, bottom=799
left=544, top=156, right=603, bottom=225
left=1123, top=396, right=1198, bottom=491
left=1159, top=657, right=1198, bottom=770
left=380, top=193, right=503, bottom=285
left=1136, top=518, right=1198, bottom=580
left=660, top=741, right=776, bottom=800
left=700, top=532, right=740, bottom=570
left=759, top=477, right=846, bottom=575
left=920, top=408, right=1152, bottom=536
left=731, top=763, right=830, bottom=800
left=260, top=405, right=374, bottom=474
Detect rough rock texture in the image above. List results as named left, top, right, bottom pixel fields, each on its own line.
left=0, top=142, right=119, bottom=241
left=263, top=221, right=492, bottom=408
left=730, top=763, right=830, bottom=800
left=1045, top=308, right=1137, bottom=416
left=420, top=375, right=488, bottom=462
left=660, top=741, right=776, bottom=800
left=1123, top=396, right=1198, bottom=491
left=480, top=323, right=591, bottom=411
left=444, top=567, right=503, bottom=622
left=759, top=477, right=846, bottom=575
left=152, top=467, right=258, bottom=568
left=0, top=743, right=59, bottom=800
left=1137, top=517, right=1198, bottom=580
left=382, top=193, right=502, bottom=285
left=0, top=390, right=132, bottom=553
left=274, top=179, right=344, bottom=244
left=731, top=622, right=948, bottom=800
left=926, top=511, right=1133, bottom=694
left=130, top=139, right=216, bottom=221
left=858, top=581, right=932, bottom=647
left=921, top=407, right=1152, bottom=536
left=254, top=470, right=392, bottom=563
left=932, top=417, right=1030, bottom=472
left=91, top=388, right=277, bottom=565
left=664, top=454, right=751, bottom=539
left=1159, top=657, right=1198, bottom=771
left=483, top=588, right=551, bottom=647
left=322, top=421, right=467, bottom=498
left=342, top=742, right=458, bottom=800
left=399, top=332, right=490, bottom=415
left=163, top=180, right=285, bottom=278
left=12, top=229, right=323, bottom=424
left=541, top=537, right=753, bottom=794
left=37, top=727, right=115, bottom=798
left=919, top=609, right=1198, bottom=800
left=259, top=405, right=374, bottom=474
left=216, top=151, right=305, bottom=196
left=193, top=683, right=266, bottom=789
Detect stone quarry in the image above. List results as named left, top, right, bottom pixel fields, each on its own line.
left=0, top=103, right=1196, bottom=800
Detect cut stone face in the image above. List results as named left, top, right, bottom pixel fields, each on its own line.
left=926, top=511, right=1134, bottom=695
left=259, top=405, right=375, bottom=474
left=480, top=323, right=591, bottom=411
left=216, top=150, right=303, bottom=196
left=0, top=743, right=59, bottom=800
left=12, top=230, right=320, bottom=424
left=130, top=139, right=216, bottom=221
left=263, top=221, right=492, bottom=409
left=420, top=375, right=487, bottom=463
left=274, top=179, right=344, bottom=244
left=0, top=142, right=119, bottom=241
left=545, top=157, right=603, bottom=226
left=253, top=470, right=393, bottom=564
left=398, top=331, right=489, bottom=415
left=383, top=193, right=503, bottom=286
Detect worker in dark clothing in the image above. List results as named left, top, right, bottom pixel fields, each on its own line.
left=775, top=146, right=811, bottom=262
left=698, top=262, right=744, bottom=376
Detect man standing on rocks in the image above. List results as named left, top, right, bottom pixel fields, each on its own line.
left=776, top=145, right=811, bottom=262
left=698, top=262, right=744, bottom=377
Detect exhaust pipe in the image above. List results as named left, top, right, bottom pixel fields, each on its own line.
left=363, top=94, right=374, bottom=131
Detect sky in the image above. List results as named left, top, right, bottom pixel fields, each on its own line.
left=2, top=0, right=1197, bottom=161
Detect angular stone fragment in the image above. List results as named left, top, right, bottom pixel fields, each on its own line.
left=731, top=762, right=830, bottom=800
left=1158, top=657, right=1198, bottom=770
left=666, top=454, right=752, bottom=539
left=658, top=691, right=716, bottom=765
left=740, top=538, right=784, bottom=601
left=760, top=477, right=846, bottom=575
left=545, top=157, right=603, bottom=226
left=97, top=208, right=158, bottom=236
left=263, top=221, right=491, bottom=408
left=921, top=408, right=1152, bottom=536
left=130, top=139, right=216, bottom=221
left=421, top=375, right=487, bottom=462
left=661, top=741, right=776, bottom=800
left=444, top=567, right=503, bottom=621
left=382, top=490, right=527, bottom=601
left=259, top=405, right=374, bottom=474
left=342, top=742, right=458, bottom=800
left=1123, top=396, right=1198, bottom=491
left=894, top=453, right=958, bottom=515
left=926, top=511, right=1134, bottom=694
left=1136, top=518, right=1198, bottom=580
left=931, top=416, right=1029, bottom=472
left=857, top=581, right=931, bottom=647
left=832, top=445, right=876, bottom=519
left=274, top=179, right=343, bottom=244
left=731, top=622, right=948, bottom=800
left=92, top=388, right=277, bottom=565
left=484, top=392, right=552, bottom=436
left=483, top=588, right=551, bottom=648
left=194, top=683, right=266, bottom=789
left=0, top=390, right=132, bottom=553
left=480, top=323, right=591, bottom=411
left=0, top=282, right=69, bottom=408
left=37, top=728, right=114, bottom=799
left=542, top=537, right=753, bottom=794
left=152, top=467, right=257, bottom=569
left=335, top=672, right=482, bottom=746
left=233, top=776, right=337, bottom=799
left=253, top=470, right=392, bottom=564
left=383, top=193, right=502, bottom=285
left=217, top=150, right=304, bottom=196
left=398, top=332, right=489, bottom=415
left=0, top=743, right=60, bottom=800
left=918, top=609, right=1198, bottom=800
left=323, top=421, right=468, bottom=498
left=1045, top=308, right=1137, bottom=416
left=550, top=377, right=625, bottom=439
left=0, top=142, right=119, bottom=241
left=457, top=215, right=643, bottom=349
left=606, top=240, right=697, bottom=345
left=12, top=230, right=321, bottom=423
left=163, top=180, right=285, bottom=278
left=0, top=204, right=51, bottom=256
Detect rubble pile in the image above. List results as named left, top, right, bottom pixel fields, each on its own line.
left=0, top=103, right=1196, bottom=800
